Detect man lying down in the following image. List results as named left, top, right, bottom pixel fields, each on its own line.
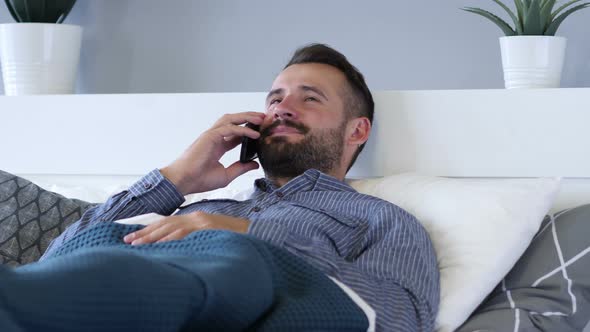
left=1, top=44, right=439, bottom=332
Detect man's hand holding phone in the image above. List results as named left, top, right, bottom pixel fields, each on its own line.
left=160, top=112, right=265, bottom=196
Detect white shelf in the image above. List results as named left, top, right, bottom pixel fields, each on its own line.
left=1, top=88, right=590, bottom=179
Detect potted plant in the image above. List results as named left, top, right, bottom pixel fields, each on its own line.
left=462, top=0, right=590, bottom=89
left=0, top=0, right=81, bottom=95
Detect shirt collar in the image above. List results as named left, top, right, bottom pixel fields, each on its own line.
left=253, top=169, right=357, bottom=196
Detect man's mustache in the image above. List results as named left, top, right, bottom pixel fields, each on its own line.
left=260, top=120, right=310, bottom=138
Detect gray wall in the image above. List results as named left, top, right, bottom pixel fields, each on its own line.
left=1, top=0, right=589, bottom=94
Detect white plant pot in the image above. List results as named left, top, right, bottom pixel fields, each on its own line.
left=0, top=23, right=82, bottom=96
left=499, top=36, right=566, bottom=89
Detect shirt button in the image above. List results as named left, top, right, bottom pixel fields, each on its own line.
left=143, top=183, right=152, bottom=189
left=251, top=206, right=261, bottom=212
left=276, top=191, right=284, bottom=198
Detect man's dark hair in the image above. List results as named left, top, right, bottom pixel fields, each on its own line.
left=284, top=43, right=374, bottom=171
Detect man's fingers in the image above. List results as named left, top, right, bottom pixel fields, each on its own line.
left=123, top=221, right=162, bottom=243
left=222, top=135, right=243, bottom=150
left=128, top=221, right=177, bottom=245
left=213, top=124, right=260, bottom=141
left=225, top=160, right=259, bottom=181
left=131, top=228, right=166, bottom=245
left=212, top=112, right=265, bottom=129
left=156, top=229, right=188, bottom=243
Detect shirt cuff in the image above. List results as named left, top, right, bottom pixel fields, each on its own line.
left=128, top=169, right=186, bottom=215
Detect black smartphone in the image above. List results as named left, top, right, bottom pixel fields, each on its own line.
left=239, top=123, right=260, bottom=163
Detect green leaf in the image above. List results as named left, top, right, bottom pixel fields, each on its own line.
left=540, top=0, right=556, bottom=29
left=4, top=0, right=24, bottom=22
left=3, top=0, right=76, bottom=23
left=523, top=0, right=532, bottom=10
left=56, top=0, right=77, bottom=23
left=545, top=3, right=590, bottom=35
left=462, top=7, right=517, bottom=36
left=44, top=0, right=64, bottom=22
left=24, top=0, right=51, bottom=23
left=514, top=0, right=526, bottom=22
left=492, top=0, right=523, bottom=34
left=39, top=0, right=47, bottom=22
left=552, top=0, right=584, bottom=18
left=523, top=0, right=544, bottom=34
left=22, top=0, right=31, bottom=22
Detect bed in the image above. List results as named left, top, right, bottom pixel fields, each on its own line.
left=1, top=88, right=590, bottom=331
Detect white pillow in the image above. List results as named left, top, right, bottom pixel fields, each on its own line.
left=348, top=173, right=560, bottom=332
left=45, top=170, right=263, bottom=204
left=48, top=184, right=127, bottom=203
left=183, top=171, right=260, bottom=205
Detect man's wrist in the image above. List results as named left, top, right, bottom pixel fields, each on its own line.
left=127, top=169, right=186, bottom=216
left=160, top=166, right=191, bottom=196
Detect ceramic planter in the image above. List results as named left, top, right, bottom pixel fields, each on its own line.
left=499, top=36, right=566, bottom=89
left=0, top=23, right=83, bottom=95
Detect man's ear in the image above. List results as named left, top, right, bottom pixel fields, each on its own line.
left=346, top=117, right=371, bottom=146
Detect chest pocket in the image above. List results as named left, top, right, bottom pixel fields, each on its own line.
left=285, top=202, right=368, bottom=262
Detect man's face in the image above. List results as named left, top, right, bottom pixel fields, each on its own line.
left=258, top=63, right=349, bottom=179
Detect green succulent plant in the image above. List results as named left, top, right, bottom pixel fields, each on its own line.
left=462, top=0, right=590, bottom=36
left=4, top=0, right=77, bottom=23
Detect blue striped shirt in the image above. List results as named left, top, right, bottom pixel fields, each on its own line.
left=43, top=169, right=440, bottom=331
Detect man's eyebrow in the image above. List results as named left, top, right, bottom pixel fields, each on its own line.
left=266, top=88, right=283, bottom=103
left=301, top=85, right=328, bottom=101
left=265, top=85, right=329, bottom=103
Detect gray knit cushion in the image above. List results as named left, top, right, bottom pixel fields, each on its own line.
left=0, top=170, right=94, bottom=266
left=457, top=204, right=590, bottom=332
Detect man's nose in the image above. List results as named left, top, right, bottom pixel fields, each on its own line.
left=274, top=109, right=296, bottom=121
left=272, top=98, right=298, bottom=121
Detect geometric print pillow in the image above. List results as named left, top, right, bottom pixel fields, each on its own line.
left=457, top=204, right=590, bottom=332
left=0, top=170, right=94, bottom=266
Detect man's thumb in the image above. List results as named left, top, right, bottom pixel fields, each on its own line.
left=226, top=161, right=260, bottom=181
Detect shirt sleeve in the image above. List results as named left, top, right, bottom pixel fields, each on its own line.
left=40, top=169, right=185, bottom=259
left=359, top=205, right=440, bottom=331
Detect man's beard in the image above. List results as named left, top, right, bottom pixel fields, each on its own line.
left=258, top=119, right=346, bottom=179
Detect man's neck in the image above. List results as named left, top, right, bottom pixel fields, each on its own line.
left=266, top=169, right=345, bottom=188
left=267, top=176, right=292, bottom=188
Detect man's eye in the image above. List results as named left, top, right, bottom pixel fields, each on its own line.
left=270, top=99, right=281, bottom=105
left=305, top=96, right=318, bottom=102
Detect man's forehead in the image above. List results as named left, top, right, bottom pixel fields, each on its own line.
left=270, top=63, right=345, bottom=93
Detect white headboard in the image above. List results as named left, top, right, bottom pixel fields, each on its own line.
left=2, top=88, right=590, bottom=211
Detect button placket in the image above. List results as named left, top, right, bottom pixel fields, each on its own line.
left=249, top=189, right=284, bottom=215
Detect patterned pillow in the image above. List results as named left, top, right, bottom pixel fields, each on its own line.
left=457, top=204, right=590, bottom=332
left=0, top=170, right=95, bottom=266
